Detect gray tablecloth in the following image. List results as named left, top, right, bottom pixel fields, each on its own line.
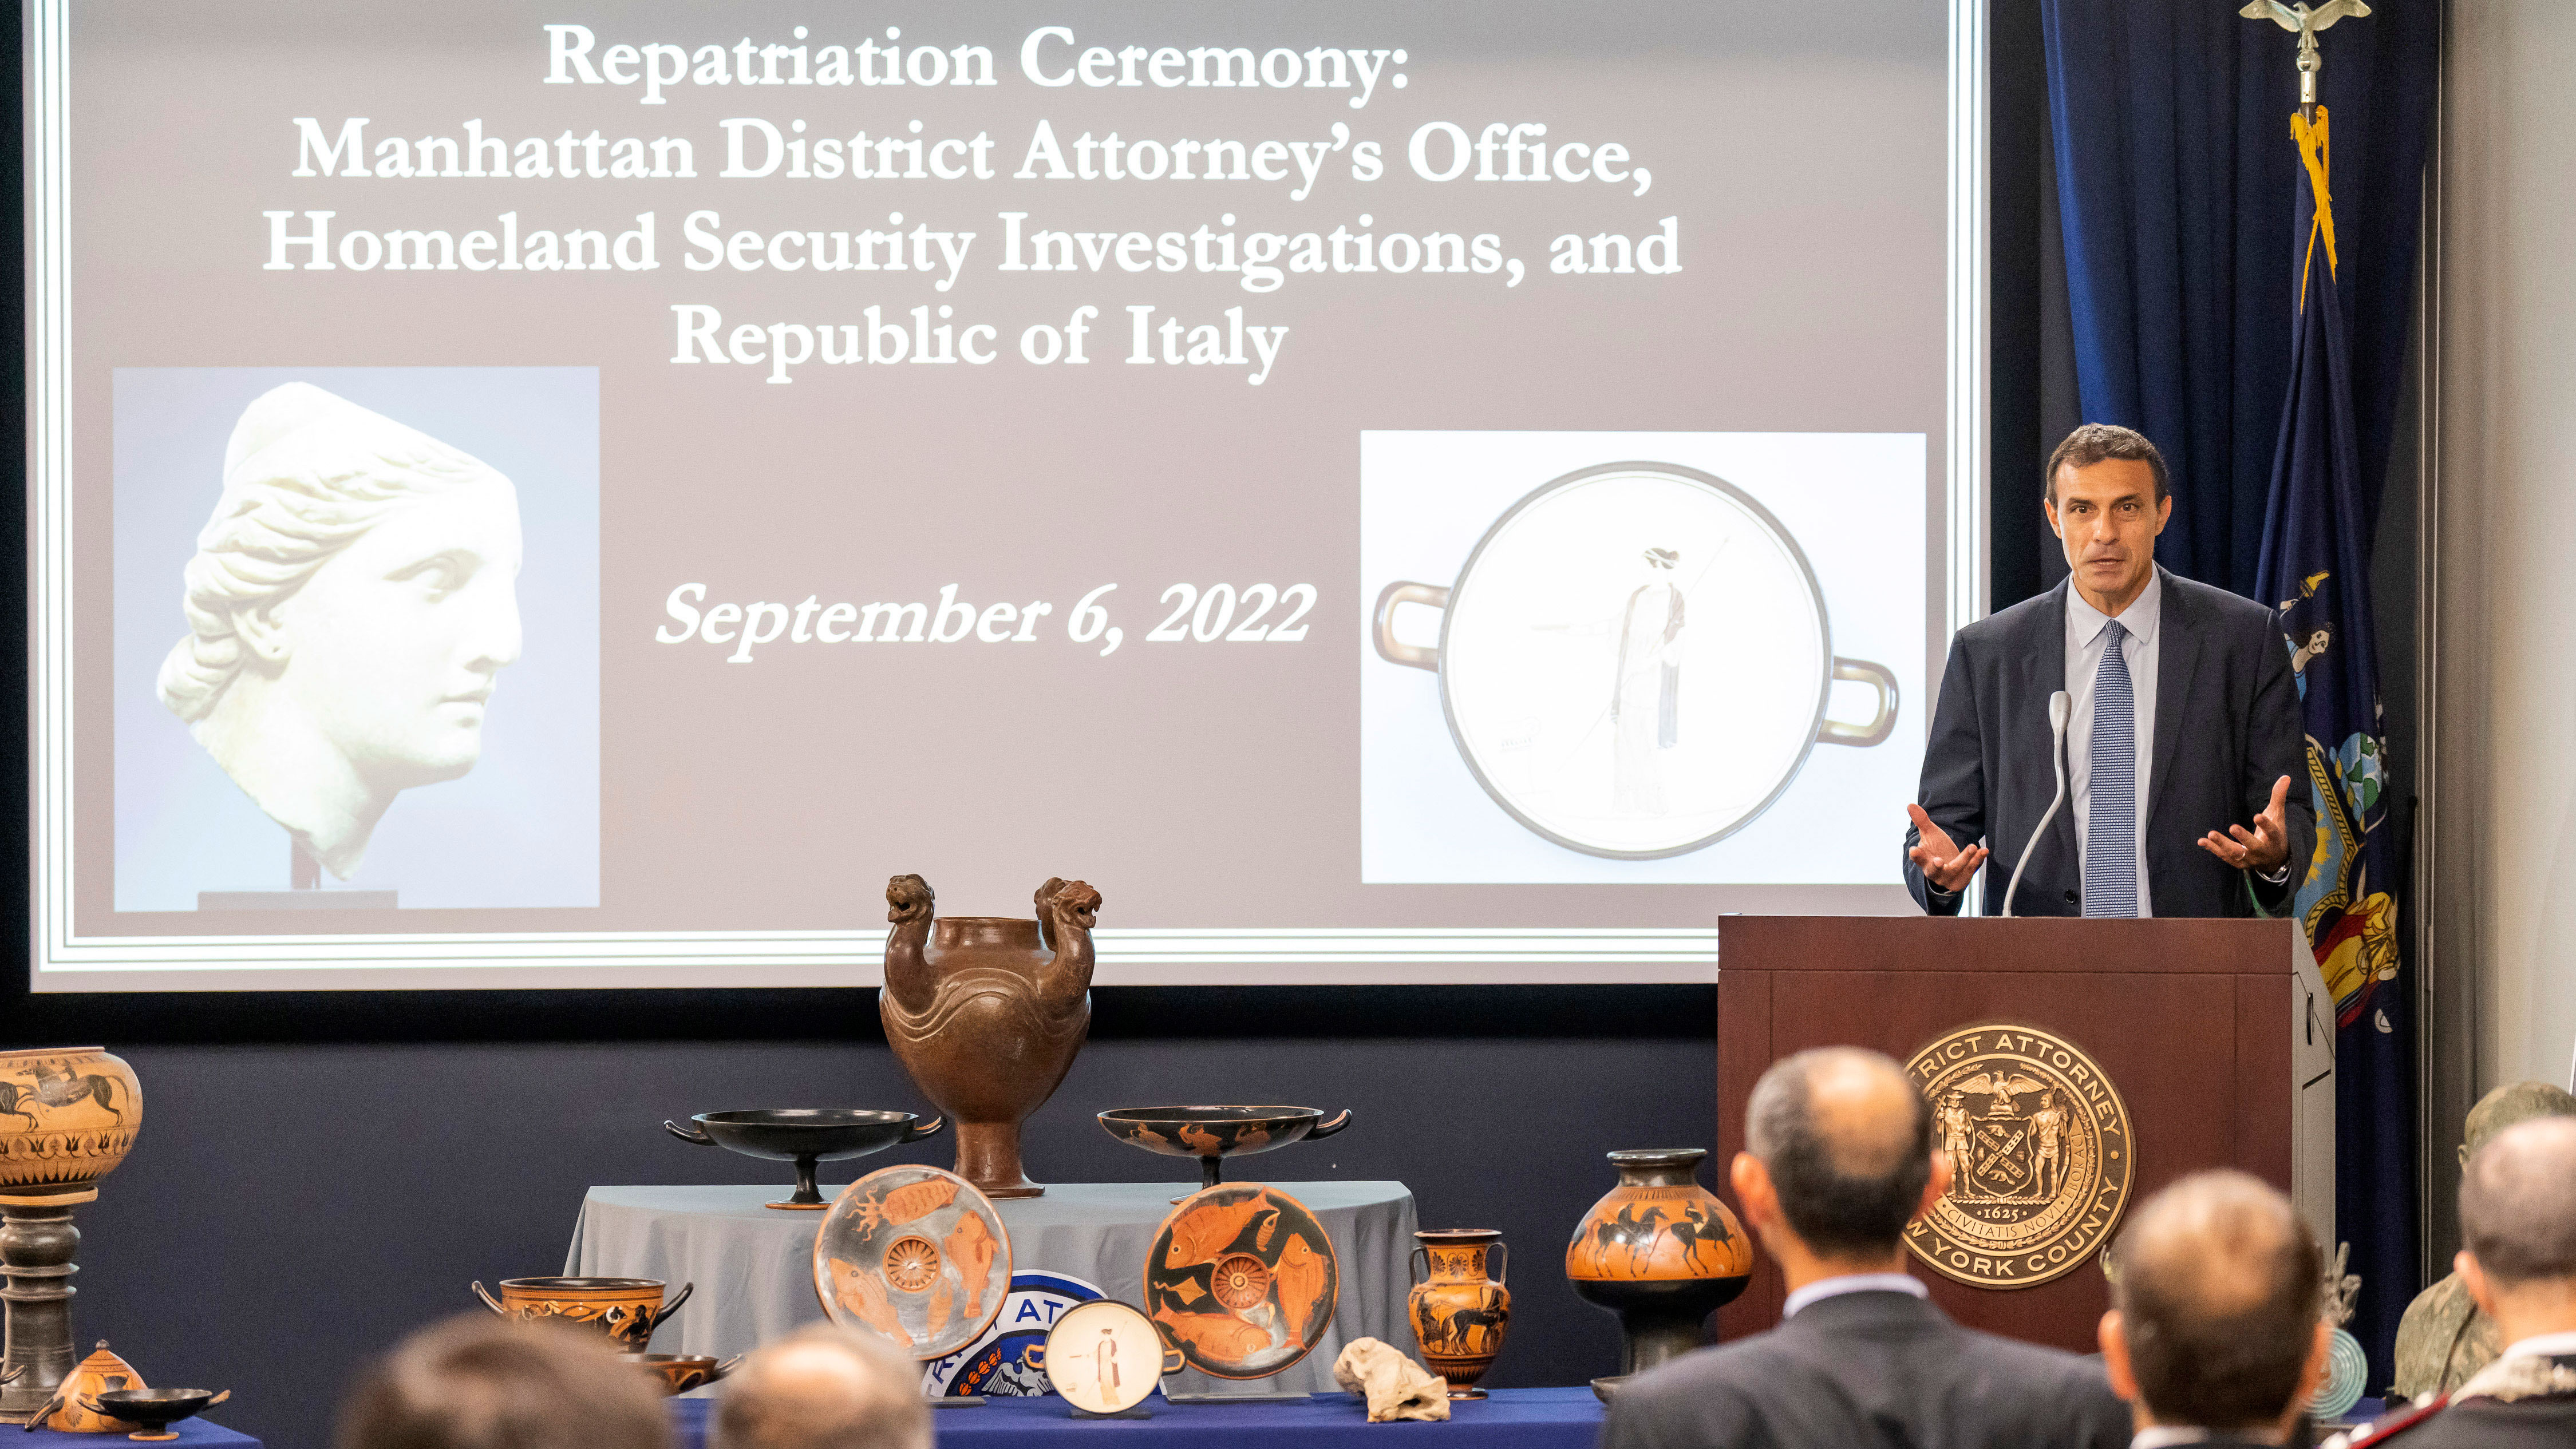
left=566, top=1182, right=1419, bottom=1396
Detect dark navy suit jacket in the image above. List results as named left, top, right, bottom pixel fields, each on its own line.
left=1901, top=568, right=2314, bottom=918
left=1601, top=1290, right=2132, bottom=1449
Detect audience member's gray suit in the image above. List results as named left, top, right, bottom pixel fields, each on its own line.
left=1600, top=1288, right=2131, bottom=1449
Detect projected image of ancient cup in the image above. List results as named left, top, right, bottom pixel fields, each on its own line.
left=1372, top=462, right=1896, bottom=859
left=156, top=382, right=524, bottom=885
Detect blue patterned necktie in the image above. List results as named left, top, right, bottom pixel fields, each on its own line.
left=2084, top=620, right=2139, bottom=917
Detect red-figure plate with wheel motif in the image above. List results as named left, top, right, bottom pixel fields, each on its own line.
left=813, top=1164, right=1012, bottom=1361
left=1143, top=1182, right=1339, bottom=1380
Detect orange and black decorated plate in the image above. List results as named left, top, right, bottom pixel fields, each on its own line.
left=813, top=1164, right=1012, bottom=1361
left=1143, top=1182, right=1338, bottom=1380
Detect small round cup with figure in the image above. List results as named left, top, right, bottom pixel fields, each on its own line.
left=1028, top=1301, right=1179, bottom=1418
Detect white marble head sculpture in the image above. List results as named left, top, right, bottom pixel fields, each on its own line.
left=157, top=383, right=524, bottom=878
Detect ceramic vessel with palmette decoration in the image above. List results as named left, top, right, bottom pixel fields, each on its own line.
left=880, top=876, right=1097, bottom=1199
left=1097, top=1107, right=1353, bottom=1190
left=1407, top=1229, right=1510, bottom=1397
left=1143, top=1183, right=1340, bottom=1380
left=1566, top=1149, right=1752, bottom=1395
left=813, top=1163, right=1013, bottom=1361
left=21, top=1342, right=147, bottom=1433
left=471, top=1277, right=693, bottom=1352
left=0, top=1049, right=141, bottom=1199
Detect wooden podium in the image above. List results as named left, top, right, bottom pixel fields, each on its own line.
left=1712, top=915, right=2334, bottom=1354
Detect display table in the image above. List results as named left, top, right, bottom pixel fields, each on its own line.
left=671, top=1388, right=1602, bottom=1449
left=22, top=1422, right=258, bottom=1449
left=568, top=1182, right=1417, bottom=1396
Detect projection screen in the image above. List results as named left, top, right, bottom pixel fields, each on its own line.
left=28, top=1, right=1982, bottom=989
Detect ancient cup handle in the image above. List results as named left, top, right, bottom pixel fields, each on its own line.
left=206, top=1392, right=231, bottom=1408
left=1306, top=1110, right=1353, bottom=1141
left=472, top=1281, right=508, bottom=1315
left=1372, top=584, right=1447, bottom=671
left=653, top=1282, right=697, bottom=1325
left=664, top=1121, right=716, bottom=1146
left=1487, top=1241, right=1508, bottom=1286
left=1161, top=1347, right=1186, bottom=1377
left=1408, top=1246, right=1428, bottom=1287
left=76, top=1398, right=106, bottom=1421
left=27, top=1396, right=62, bottom=1431
left=905, top=1115, right=947, bottom=1142
left=710, top=1355, right=745, bottom=1382
left=1818, top=658, right=1899, bottom=747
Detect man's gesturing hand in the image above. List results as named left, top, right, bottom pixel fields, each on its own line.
left=2198, top=774, right=2294, bottom=874
left=1906, top=804, right=1989, bottom=894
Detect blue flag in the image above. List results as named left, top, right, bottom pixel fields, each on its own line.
left=2253, top=106, right=2413, bottom=1384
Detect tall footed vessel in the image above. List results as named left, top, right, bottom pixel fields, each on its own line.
left=0, top=1048, right=143, bottom=1423
left=879, top=874, right=1097, bottom=1198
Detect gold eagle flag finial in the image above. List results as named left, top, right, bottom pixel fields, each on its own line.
left=2239, top=1, right=2374, bottom=114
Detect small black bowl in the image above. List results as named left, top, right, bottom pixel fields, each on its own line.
left=89, top=1388, right=230, bottom=1441
left=665, top=1109, right=944, bottom=1209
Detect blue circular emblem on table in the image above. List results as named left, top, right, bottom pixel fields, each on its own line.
left=926, top=1271, right=1105, bottom=1399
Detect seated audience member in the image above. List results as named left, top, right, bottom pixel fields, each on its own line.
left=334, top=1313, right=669, bottom=1449
left=2099, top=1171, right=2329, bottom=1448
left=2392, top=1079, right=2576, bottom=1400
left=2344, top=1116, right=2576, bottom=1446
left=1601, top=1046, right=2130, bottom=1449
left=714, top=1322, right=929, bottom=1449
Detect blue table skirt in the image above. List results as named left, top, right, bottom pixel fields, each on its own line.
left=673, top=1388, right=1602, bottom=1449
left=21, top=1419, right=258, bottom=1449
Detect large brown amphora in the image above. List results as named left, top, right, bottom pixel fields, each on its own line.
left=879, top=875, right=1096, bottom=1199
left=1566, top=1148, right=1752, bottom=1396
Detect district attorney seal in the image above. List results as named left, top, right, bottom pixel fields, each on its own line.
left=1902, top=1023, right=2134, bottom=1289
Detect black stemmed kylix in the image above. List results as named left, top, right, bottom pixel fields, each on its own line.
left=86, top=1389, right=231, bottom=1442
left=665, top=1108, right=945, bottom=1210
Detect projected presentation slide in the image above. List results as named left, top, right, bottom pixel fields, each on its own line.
left=29, top=1, right=1957, bottom=989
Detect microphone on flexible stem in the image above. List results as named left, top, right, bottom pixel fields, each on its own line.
left=2002, top=691, right=2073, bottom=919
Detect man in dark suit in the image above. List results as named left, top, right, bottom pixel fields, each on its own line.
left=1600, top=1047, right=2129, bottom=1449
left=1902, top=424, right=2314, bottom=916
left=2338, top=1117, right=2576, bottom=1446
left=2097, top=1170, right=2331, bottom=1448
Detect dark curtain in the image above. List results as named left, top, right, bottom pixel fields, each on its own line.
left=2041, top=1, right=2436, bottom=598
left=2041, top=0, right=2439, bottom=1385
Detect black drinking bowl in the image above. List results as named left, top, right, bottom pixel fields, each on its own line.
left=88, top=1388, right=229, bottom=1441
left=665, top=1108, right=944, bottom=1209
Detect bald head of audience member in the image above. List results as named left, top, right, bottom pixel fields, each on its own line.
left=714, top=1324, right=929, bottom=1449
left=334, top=1313, right=669, bottom=1449
left=2456, top=1115, right=2576, bottom=1346
left=1731, top=1047, right=1946, bottom=1278
left=2100, top=1171, right=2325, bottom=1439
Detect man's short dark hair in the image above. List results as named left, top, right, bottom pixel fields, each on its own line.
left=2047, top=423, right=2171, bottom=505
left=1744, top=1047, right=1934, bottom=1258
left=2112, top=1171, right=2321, bottom=1431
left=2461, top=1116, right=2576, bottom=1288
left=334, top=1314, right=668, bottom=1449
